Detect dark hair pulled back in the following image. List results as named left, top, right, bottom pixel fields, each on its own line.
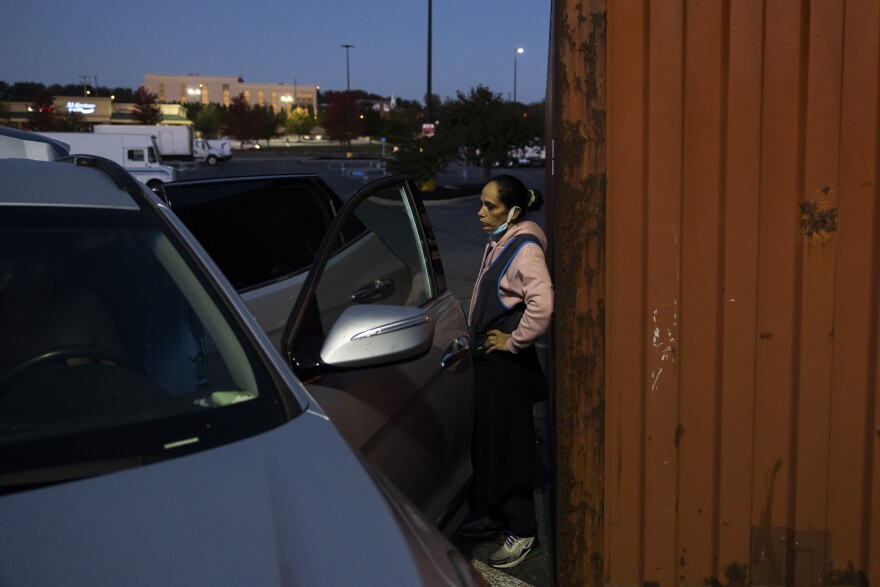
left=489, top=174, right=545, bottom=222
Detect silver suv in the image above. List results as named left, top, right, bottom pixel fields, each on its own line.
left=0, top=127, right=484, bottom=586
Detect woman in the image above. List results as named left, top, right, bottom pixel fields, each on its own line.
left=459, top=174, right=553, bottom=569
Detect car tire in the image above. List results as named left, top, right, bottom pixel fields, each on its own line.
left=206, top=155, right=218, bottom=166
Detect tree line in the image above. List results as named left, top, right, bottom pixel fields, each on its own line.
left=1, top=80, right=545, bottom=181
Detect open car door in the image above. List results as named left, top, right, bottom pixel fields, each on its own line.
left=282, top=175, right=473, bottom=527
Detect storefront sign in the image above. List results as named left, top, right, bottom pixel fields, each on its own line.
left=66, top=101, right=96, bottom=114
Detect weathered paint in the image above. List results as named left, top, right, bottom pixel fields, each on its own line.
left=548, top=0, right=607, bottom=585
left=548, top=1, right=880, bottom=585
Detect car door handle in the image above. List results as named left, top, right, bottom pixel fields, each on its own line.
left=351, top=279, right=394, bottom=303
left=441, top=335, right=471, bottom=369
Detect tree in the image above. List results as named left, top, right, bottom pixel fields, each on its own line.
left=375, top=98, right=426, bottom=144
left=361, top=107, right=383, bottom=139
left=132, top=86, right=161, bottom=125
left=322, top=91, right=364, bottom=144
left=10, top=82, right=46, bottom=101
left=110, top=87, right=134, bottom=102
left=253, top=104, right=284, bottom=143
left=385, top=134, right=457, bottom=190
left=56, top=111, right=89, bottom=132
left=423, top=92, right=442, bottom=121
left=442, top=85, right=532, bottom=180
left=222, top=93, right=257, bottom=141
left=27, top=88, right=63, bottom=131
left=285, top=107, right=315, bottom=140
left=523, top=100, right=546, bottom=143
left=193, top=103, right=224, bottom=138
left=0, top=101, right=11, bottom=126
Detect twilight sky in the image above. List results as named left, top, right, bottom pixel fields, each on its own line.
left=1, top=0, right=551, bottom=104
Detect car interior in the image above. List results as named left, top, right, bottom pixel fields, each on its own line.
left=0, top=210, right=269, bottom=441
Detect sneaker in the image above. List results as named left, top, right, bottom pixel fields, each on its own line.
left=457, top=516, right=502, bottom=539
left=488, top=532, right=540, bottom=568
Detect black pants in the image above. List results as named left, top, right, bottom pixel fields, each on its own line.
left=470, top=348, right=542, bottom=537
left=489, top=484, right=537, bottom=537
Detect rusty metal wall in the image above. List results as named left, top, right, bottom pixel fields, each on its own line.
left=551, top=1, right=880, bottom=585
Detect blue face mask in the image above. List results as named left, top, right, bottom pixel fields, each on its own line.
left=491, top=206, right=521, bottom=237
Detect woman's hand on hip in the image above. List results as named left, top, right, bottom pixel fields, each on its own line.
left=485, top=329, right=511, bottom=353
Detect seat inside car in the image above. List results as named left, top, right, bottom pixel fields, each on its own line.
left=66, top=234, right=206, bottom=396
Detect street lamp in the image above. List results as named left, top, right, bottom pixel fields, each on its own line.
left=341, top=44, right=354, bottom=154
left=514, top=47, right=524, bottom=103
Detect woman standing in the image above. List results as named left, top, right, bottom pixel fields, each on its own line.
left=459, top=174, right=553, bottom=569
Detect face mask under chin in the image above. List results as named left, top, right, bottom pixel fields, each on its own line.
left=491, top=206, right=520, bottom=237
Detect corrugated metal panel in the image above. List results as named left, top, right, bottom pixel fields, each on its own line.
left=550, top=1, right=879, bottom=585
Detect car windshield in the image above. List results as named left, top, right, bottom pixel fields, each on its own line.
left=0, top=208, right=293, bottom=489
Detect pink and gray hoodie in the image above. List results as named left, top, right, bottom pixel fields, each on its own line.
left=467, top=220, right=554, bottom=353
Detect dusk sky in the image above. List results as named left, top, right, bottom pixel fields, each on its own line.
left=1, top=0, right=551, bottom=105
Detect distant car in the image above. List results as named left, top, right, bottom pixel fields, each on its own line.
left=162, top=173, right=475, bottom=527
left=497, top=143, right=546, bottom=168
left=0, top=127, right=485, bottom=586
left=230, top=139, right=261, bottom=150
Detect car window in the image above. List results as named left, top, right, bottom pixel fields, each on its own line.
left=0, top=208, right=291, bottom=486
left=288, top=179, right=435, bottom=367
left=173, top=180, right=336, bottom=290
left=127, top=149, right=144, bottom=163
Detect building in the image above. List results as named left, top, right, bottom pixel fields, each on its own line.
left=1, top=96, right=115, bottom=129
left=0, top=97, right=191, bottom=129
left=144, top=74, right=318, bottom=114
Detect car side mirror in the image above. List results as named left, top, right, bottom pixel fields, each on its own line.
left=320, top=305, right=434, bottom=369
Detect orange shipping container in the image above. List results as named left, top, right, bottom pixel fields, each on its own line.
left=548, top=1, right=880, bottom=585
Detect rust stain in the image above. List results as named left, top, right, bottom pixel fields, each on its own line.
left=799, top=199, right=838, bottom=240
left=674, top=423, right=685, bottom=447
left=750, top=459, right=785, bottom=584
left=553, top=3, right=607, bottom=586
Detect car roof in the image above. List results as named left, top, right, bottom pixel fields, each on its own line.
left=0, top=158, right=141, bottom=210
left=0, top=126, right=68, bottom=161
left=0, top=126, right=150, bottom=210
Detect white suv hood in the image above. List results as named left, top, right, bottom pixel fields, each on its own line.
left=0, top=413, right=451, bottom=585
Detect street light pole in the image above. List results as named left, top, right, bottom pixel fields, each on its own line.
left=341, top=44, right=354, bottom=154
left=426, top=0, right=432, bottom=125
left=514, top=47, right=524, bottom=103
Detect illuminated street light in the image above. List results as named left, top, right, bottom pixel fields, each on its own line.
left=514, top=47, right=524, bottom=103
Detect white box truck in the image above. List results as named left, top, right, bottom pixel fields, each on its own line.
left=37, top=132, right=178, bottom=191
left=207, top=138, right=232, bottom=160
left=94, top=125, right=224, bottom=165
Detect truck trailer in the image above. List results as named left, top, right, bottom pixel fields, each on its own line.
left=93, top=125, right=223, bottom=165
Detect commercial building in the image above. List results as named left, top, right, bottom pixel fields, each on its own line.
left=0, top=73, right=319, bottom=130
left=143, top=74, right=318, bottom=113
left=0, top=97, right=191, bottom=130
